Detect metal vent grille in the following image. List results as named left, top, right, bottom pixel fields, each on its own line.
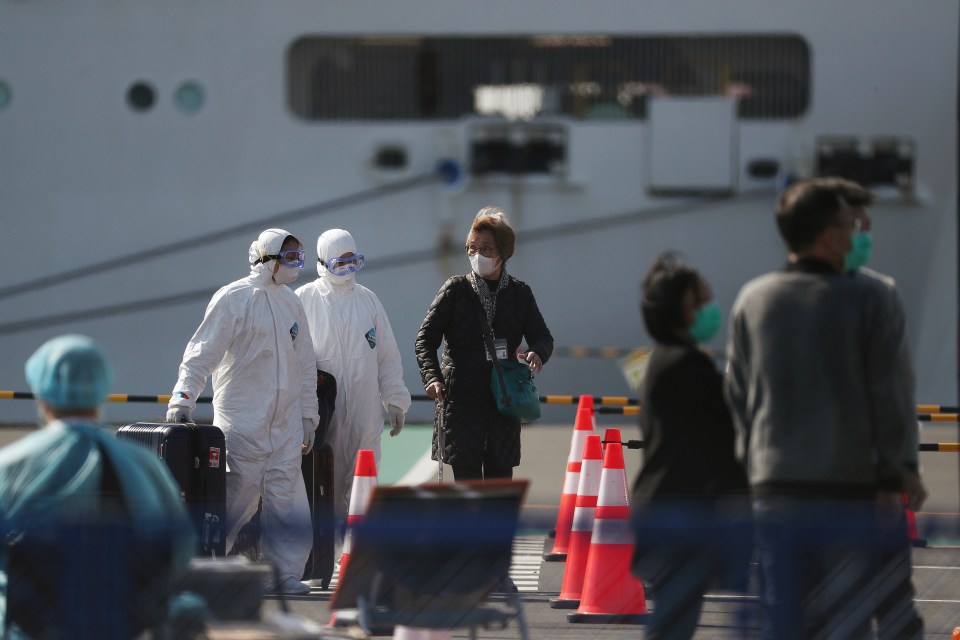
left=287, top=34, right=810, bottom=121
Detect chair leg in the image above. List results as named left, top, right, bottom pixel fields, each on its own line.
left=508, top=591, right=531, bottom=640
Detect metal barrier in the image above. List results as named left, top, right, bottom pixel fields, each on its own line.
left=607, top=440, right=960, bottom=452
left=1, top=390, right=956, bottom=423
left=2, top=391, right=639, bottom=407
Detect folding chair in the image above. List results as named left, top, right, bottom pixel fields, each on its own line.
left=330, top=480, right=530, bottom=640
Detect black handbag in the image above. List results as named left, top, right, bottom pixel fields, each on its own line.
left=473, top=300, right=541, bottom=422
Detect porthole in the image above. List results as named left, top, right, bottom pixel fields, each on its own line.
left=174, top=81, right=205, bottom=113
left=127, top=82, right=156, bottom=112
left=0, top=81, right=11, bottom=110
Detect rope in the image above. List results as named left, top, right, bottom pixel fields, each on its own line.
left=0, top=173, right=439, bottom=303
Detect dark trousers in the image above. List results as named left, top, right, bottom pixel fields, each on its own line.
left=754, top=496, right=875, bottom=640
left=643, top=549, right=715, bottom=640
left=451, top=445, right=513, bottom=481
left=873, top=511, right=923, bottom=639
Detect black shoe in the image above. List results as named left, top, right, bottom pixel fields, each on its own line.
left=493, top=576, right=519, bottom=593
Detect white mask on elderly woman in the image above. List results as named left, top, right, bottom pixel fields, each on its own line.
left=469, top=253, right=500, bottom=278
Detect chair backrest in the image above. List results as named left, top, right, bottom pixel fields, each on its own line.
left=330, top=480, right=528, bottom=628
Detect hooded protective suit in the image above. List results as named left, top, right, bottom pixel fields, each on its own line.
left=295, top=229, right=411, bottom=534
left=168, top=228, right=319, bottom=583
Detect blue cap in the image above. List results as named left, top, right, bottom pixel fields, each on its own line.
left=25, top=334, right=113, bottom=409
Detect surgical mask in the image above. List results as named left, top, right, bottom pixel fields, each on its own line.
left=469, top=253, right=500, bottom=278
left=273, top=264, right=301, bottom=285
left=689, top=301, right=722, bottom=343
left=325, top=271, right=355, bottom=287
left=844, top=231, right=873, bottom=272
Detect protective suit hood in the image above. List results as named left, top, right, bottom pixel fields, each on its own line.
left=317, top=229, right=357, bottom=286
left=249, top=228, right=295, bottom=280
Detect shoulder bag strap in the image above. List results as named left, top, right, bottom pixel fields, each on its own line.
left=471, top=294, right=512, bottom=408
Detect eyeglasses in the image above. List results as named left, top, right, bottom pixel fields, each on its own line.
left=465, top=244, right=498, bottom=258
left=265, top=249, right=305, bottom=268
left=323, top=253, right=365, bottom=276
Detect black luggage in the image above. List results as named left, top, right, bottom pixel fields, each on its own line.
left=302, top=441, right=335, bottom=587
left=116, top=422, right=227, bottom=557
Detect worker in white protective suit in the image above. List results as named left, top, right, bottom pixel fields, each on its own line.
left=295, top=228, right=411, bottom=555
left=166, top=228, right=320, bottom=596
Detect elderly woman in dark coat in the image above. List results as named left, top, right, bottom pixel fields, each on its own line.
left=415, top=206, right=553, bottom=481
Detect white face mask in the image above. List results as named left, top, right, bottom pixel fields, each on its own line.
left=324, top=269, right=355, bottom=287
left=469, top=253, right=500, bottom=278
left=272, top=264, right=301, bottom=285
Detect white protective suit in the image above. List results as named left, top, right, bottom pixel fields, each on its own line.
left=168, top=228, right=319, bottom=583
left=295, top=229, right=411, bottom=537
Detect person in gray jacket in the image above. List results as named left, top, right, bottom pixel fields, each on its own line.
left=822, top=177, right=925, bottom=639
left=724, top=178, right=917, bottom=639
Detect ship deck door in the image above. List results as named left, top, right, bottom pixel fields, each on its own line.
left=645, top=96, right=738, bottom=196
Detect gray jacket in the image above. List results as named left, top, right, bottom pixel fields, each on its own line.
left=724, top=259, right=909, bottom=491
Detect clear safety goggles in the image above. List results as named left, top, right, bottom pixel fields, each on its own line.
left=268, top=249, right=305, bottom=268
left=324, top=253, right=365, bottom=276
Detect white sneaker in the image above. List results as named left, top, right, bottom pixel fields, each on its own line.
left=276, top=577, right=311, bottom=595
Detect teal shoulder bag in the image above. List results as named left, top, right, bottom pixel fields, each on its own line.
left=474, top=300, right=541, bottom=422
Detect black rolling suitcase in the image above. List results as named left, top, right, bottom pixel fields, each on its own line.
left=302, top=441, right=335, bottom=587
left=116, top=422, right=227, bottom=557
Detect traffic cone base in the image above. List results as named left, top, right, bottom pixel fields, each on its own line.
left=567, top=611, right=649, bottom=624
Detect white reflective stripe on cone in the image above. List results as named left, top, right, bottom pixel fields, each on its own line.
left=591, top=517, right=634, bottom=545
left=393, top=626, right=452, bottom=640
left=596, top=468, right=627, bottom=507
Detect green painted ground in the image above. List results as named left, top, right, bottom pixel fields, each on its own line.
left=378, top=423, right=432, bottom=485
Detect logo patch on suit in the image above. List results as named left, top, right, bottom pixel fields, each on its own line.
left=290, top=322, right=299, bottom=341
left=365, top=327, right=377, bottom=349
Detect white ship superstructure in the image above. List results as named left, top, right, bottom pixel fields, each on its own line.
left=0, top=1, right=956, bottom=423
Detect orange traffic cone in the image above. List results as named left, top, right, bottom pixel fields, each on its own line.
left=338, top=449, right=378, bottom=581
left=545, top=395, right=596, bottom=561
left=904, top=493, right=926, bottom=547
left=952, top=626, right=960, bottom=640
left=551, top=434, right=603, bottom=609
left=567, top=441, right=647, bottom=624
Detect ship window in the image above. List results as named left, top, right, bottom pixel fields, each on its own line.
left=287, top=34, right=809, bottom=121
left=174, top=81, right=205, bottom=113
left=0, top=80, right=10, bottom=110
left=127, top=82, right=156, bottom=112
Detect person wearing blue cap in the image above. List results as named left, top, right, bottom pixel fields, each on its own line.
left=0, top=334, right=196, bottom=639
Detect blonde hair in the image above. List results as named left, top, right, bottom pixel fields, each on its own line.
left=467, top=205, right=516, bottom=262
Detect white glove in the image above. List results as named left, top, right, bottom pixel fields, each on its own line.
left=166, top=406, right=191, bottom=423
left=388, top=404, right=405, bottom=437
left=302, top=418, right=316, bottom=455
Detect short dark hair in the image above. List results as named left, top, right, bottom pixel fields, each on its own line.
left=775, top=179, right=848, bottom=252
left=468, top=206, right=516, bottom=262
left=817, top=176, right=875, bottom=207
left=640, top=252, right=703, bottom=344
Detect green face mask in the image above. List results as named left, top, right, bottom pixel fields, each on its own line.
left=689, top=301, right=722, bottom=343
left=844, top=231, right=873, bottom=272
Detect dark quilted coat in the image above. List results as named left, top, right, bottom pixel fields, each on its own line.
left=415, top=274, right=554, bottom=468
